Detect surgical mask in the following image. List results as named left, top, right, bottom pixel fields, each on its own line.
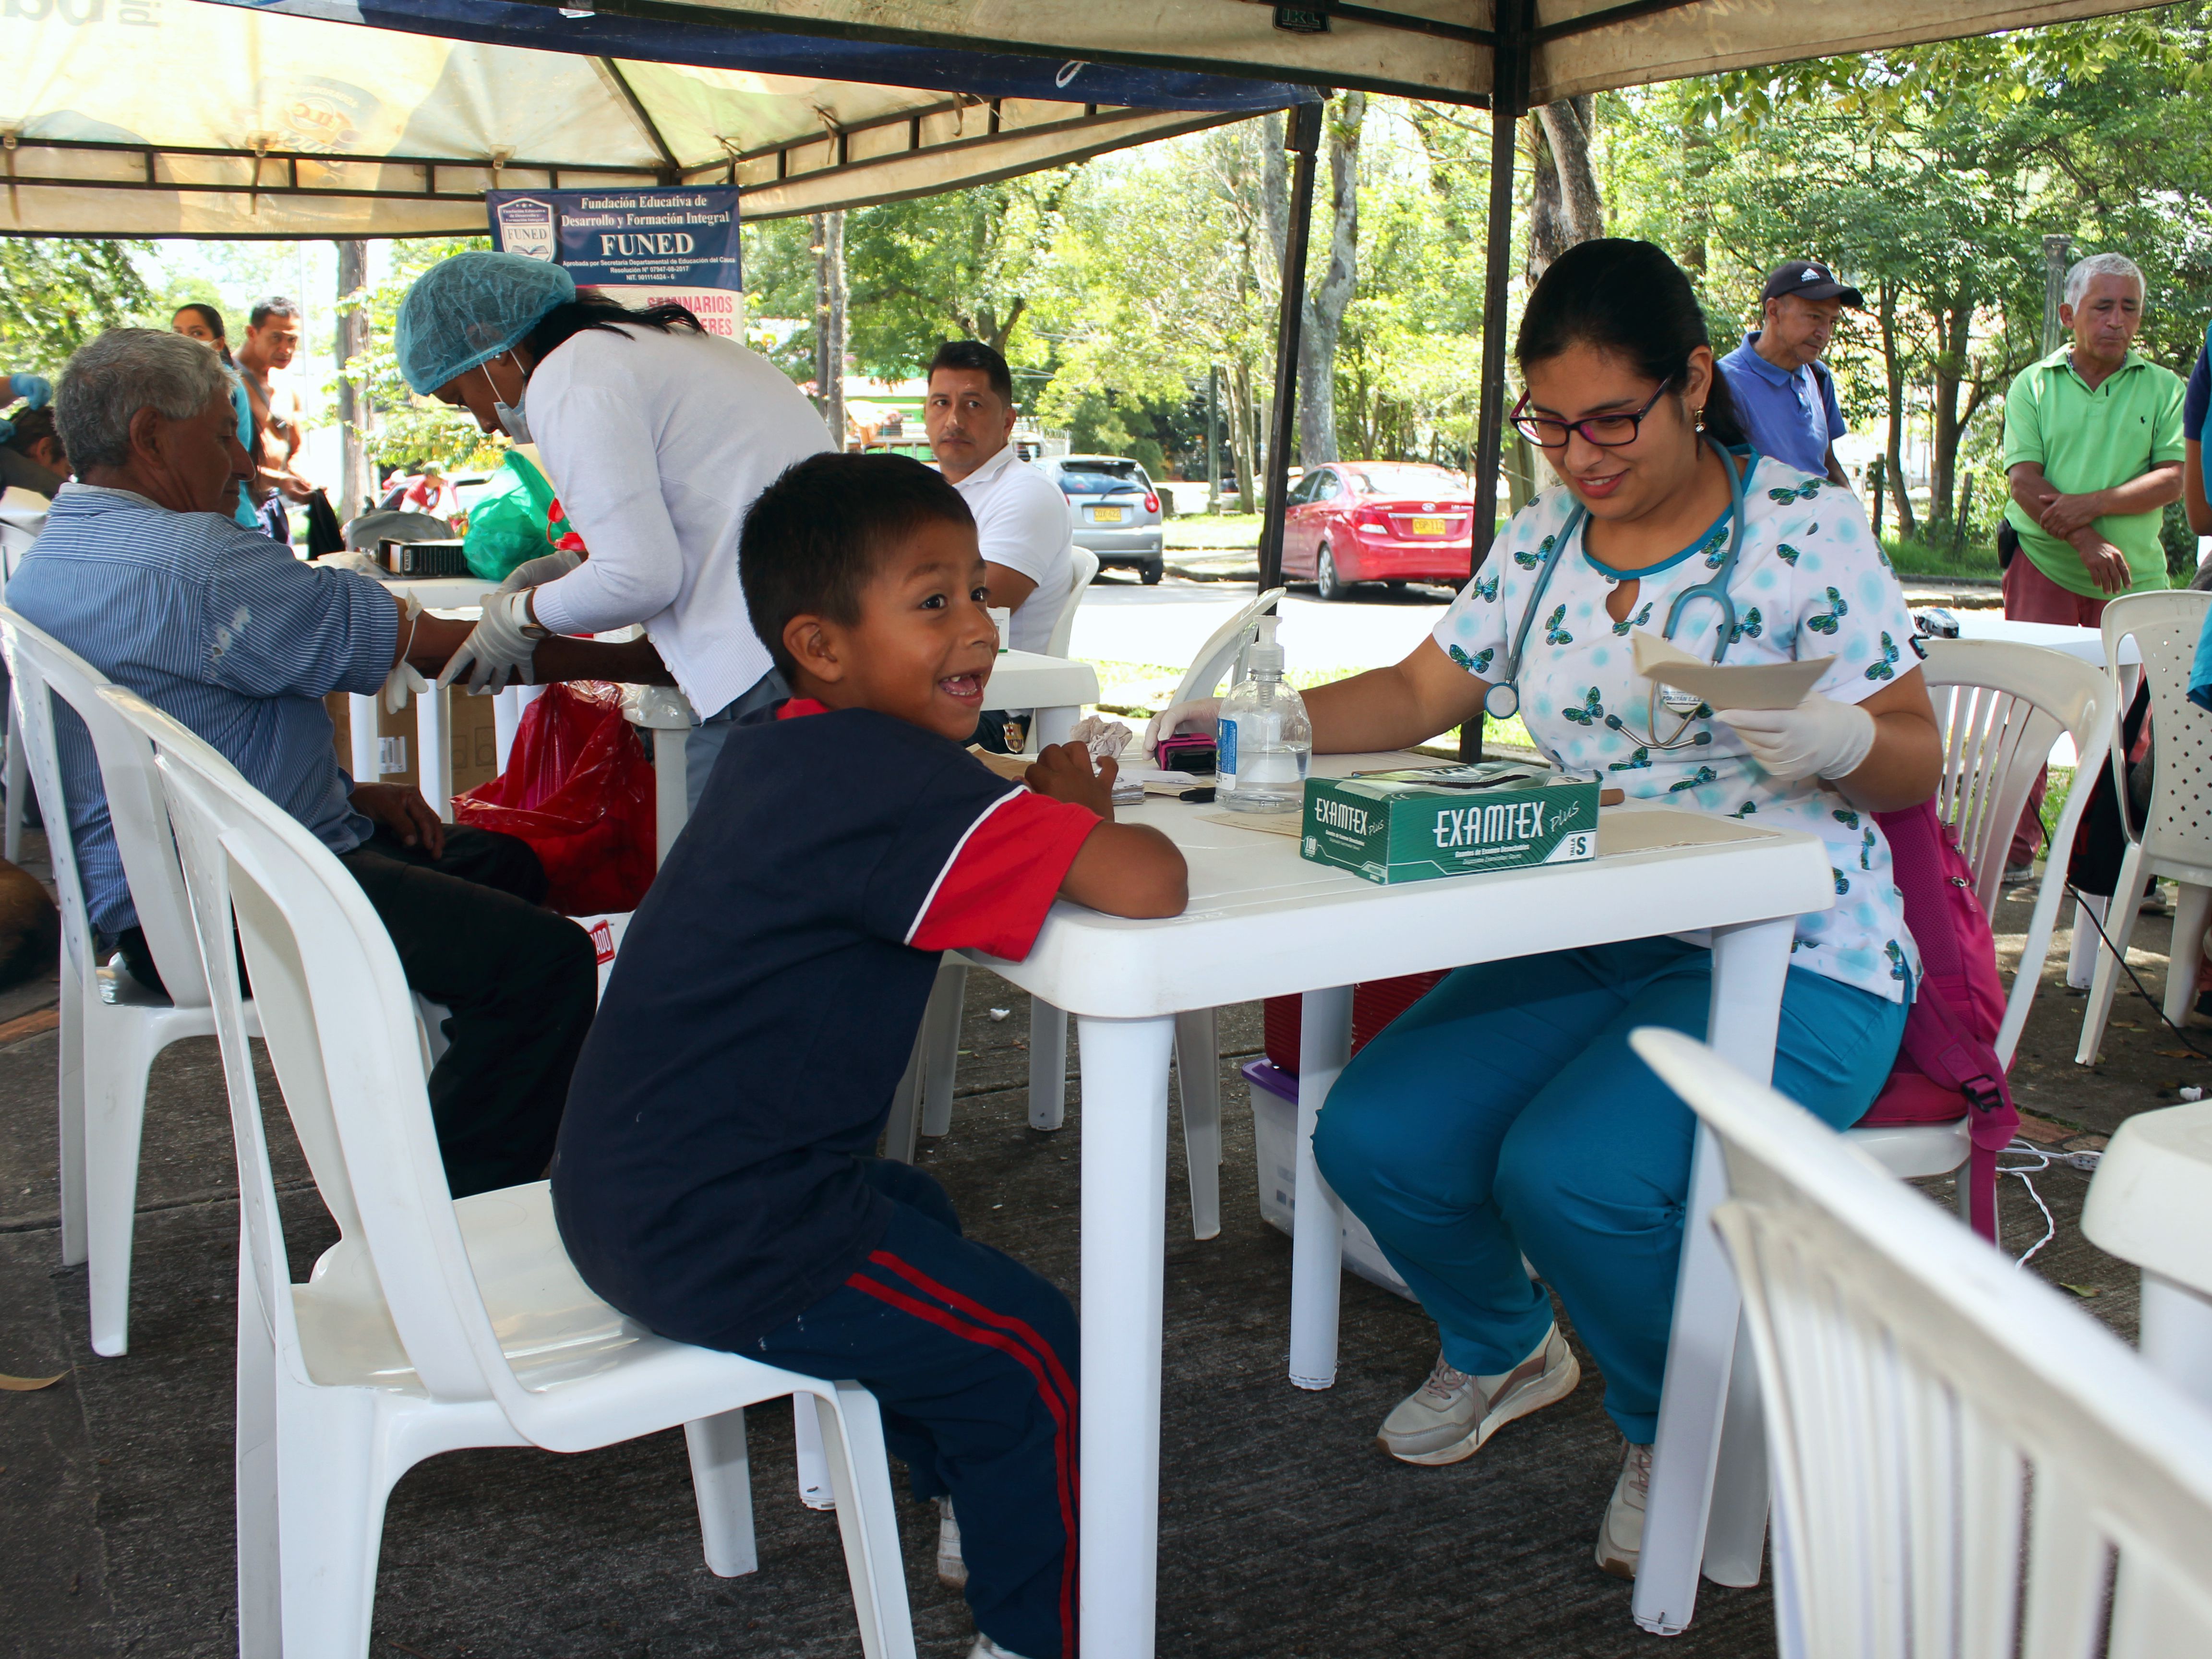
left=482, top=360, right=531, bottom=445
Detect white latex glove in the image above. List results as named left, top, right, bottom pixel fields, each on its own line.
left=1067, top=714, right=1133, bottom=763
left=1143, top=698, right=1221, bottom=760
left=383, top=593, right=429, bottom=713
left=1718, top=695, right=1877, bottom=782
left=437, top=589, right=542, bottom=696
left=495, top=547, right=583, bottom=595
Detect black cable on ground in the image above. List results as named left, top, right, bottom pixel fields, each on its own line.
left=2066, top=880, right=2212, bottom=1065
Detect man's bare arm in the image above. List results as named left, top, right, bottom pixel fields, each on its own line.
left=1824, top=445, right=1850, bottom=489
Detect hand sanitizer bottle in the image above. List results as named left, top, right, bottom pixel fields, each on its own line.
left=1217, top=615, right=1312, bottom=814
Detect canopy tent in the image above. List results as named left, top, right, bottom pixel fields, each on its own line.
left=549, top=0, right=2177, bottom=104
left=0, top=0, right=1310, bottom=238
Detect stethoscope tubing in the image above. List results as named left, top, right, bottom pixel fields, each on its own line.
left=1482, top=434, right=1748, bottom=726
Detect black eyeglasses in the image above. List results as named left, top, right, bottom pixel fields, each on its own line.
left=1511, top=383, right=1670, bottom=450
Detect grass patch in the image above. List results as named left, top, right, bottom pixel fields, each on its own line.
left=1882, top=534, right=2002, bottom=584
left=1165, top=513, right=1262, bottom=551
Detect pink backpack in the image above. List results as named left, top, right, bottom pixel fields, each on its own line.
left=1858, top=798, right=2019, bottom=1242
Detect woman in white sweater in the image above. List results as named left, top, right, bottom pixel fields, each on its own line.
left=395, top=252, right=832, bottom=805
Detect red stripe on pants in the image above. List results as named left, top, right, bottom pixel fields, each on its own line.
left=846, top=1265, right=1078, bottom=1656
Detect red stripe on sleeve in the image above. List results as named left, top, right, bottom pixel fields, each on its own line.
left=910, top=788, right=1100, bottom=960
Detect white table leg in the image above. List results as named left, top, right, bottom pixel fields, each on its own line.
left=415, top=682, right=452, bottom=821
left=348, top=691, right=379, bottom=785
left=1034, top=703, right=1079, bottom=750
left=2141, top=1269, right=2212, bottom=1412
left=1079, top=1012, right=1174, bottom=1659
left=1287, top=986, right=1354, bottom=1390
left=4, top=687, right=25, bottom=864
left=493, top=686, right=525, bottom=774
left=1027, top=999, right=1069, bottom=1131
left=1635, top=915, right=1793, bottom=1635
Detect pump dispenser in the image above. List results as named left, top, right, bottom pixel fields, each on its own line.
left=1217, top=614, right=1313, bottom=814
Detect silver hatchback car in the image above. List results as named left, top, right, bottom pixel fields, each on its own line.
left=1041, top=455, right=1165, bottom=584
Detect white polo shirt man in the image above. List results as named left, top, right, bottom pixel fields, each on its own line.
left=926, top=343, right=1075, bottom=656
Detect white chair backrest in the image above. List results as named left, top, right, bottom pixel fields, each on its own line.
left=2103, top=590, right=2212, bottom=881
left=0, top=506, right=44, bottom=589
left=1633, top=1027, right=2212, bottom=1659
left=0, top=608, right=215, bottom=1008
left=1169, top=586, right=1287, bottom=708
left=1043, top=547, right=1099, bottom=660
left=102, top=683, right=526, bottom=1414
left=1918, top=637, right=2113, bottom=912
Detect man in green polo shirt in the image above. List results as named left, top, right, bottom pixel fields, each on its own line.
left=1999, top=250, right=2185, bottom=877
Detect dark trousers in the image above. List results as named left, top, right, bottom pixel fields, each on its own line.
left=120, top=824, right=595, bottom=1199
left=755, top=1160, right=1077, bottom=1659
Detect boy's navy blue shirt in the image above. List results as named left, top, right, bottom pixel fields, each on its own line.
left=551, top=699, right=1098, bottom=1351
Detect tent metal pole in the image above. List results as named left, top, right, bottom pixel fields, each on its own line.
left=1258, top=100, right=1322, bottom=593
left=1462, top=1, right=1529, bottom=761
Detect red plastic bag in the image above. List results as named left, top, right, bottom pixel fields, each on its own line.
left=454, top=683, right=655, bottom=914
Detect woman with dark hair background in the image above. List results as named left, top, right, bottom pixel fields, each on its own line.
left=394, top=252, right=832, bottom=805
left=170, top=302, right=264, bottom=532
left=1149, top=238, right=1941, bottom=1577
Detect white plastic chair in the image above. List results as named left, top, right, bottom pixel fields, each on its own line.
left=2079, top=590, right=2212, bottom=1063
left=1631, top=637, right=2113, bottom=1634
left=1, top=609, right=259, bottom=1357
left=0, top=504, right=45, bottom=863
left=1634, top=1026, right=2212, bottom=1659
left=102, top=683, right=916, bottom=1659
left=1844, top=637, right=2114, bottom=1201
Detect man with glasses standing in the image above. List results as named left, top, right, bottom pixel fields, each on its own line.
left=1717, top=260, right=1859, bottom=489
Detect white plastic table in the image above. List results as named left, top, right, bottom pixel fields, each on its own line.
left=1950, top=610, right=2141, bottom=668
left=958, top=758, right=1836, bottom=1655
left=2081, top=1101, right=2212, bottom=1411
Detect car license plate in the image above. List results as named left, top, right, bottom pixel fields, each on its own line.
left=1093, top=505, right=1124, bottom=523
left=1410, top=516, right=1446, bottom=536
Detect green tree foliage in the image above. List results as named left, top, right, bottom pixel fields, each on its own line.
left=337, top=236, right=506, bottom=473
left=0, top=239, right=156, bottom=373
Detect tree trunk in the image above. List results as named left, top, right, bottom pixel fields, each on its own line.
left=812, top=211, right=847, bottom=448
left=334, top=239, right=373, bottom=521
left=1297, top=93, right=1364, bottom=466
left=1526, top=96, right=1602, bottom=282
left=1928, top=297, right=1972, bottom=528
left=1876, top=280, right=1919, bottom=542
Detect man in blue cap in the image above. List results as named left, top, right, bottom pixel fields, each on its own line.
left=1717, top=260, right=1862, bottom=488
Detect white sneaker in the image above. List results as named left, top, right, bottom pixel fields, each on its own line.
left=968, top=1638, right=1036, bottom=1659
left=1374, top=1325, right=1581, bottom=1466
left=938, top=1495, right=968, bottom=1591
left=1595, top=1441, right=1653, bottom=1579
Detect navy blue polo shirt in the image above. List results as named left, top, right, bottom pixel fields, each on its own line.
left=551, top=699, right=1099, bottom=1351
left=1718, top=333, right=1848, bottom=478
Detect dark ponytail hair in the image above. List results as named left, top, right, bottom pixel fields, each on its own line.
left=523, top=289, right=705, bottom=365
left=1515, top=239, right=1748, bottom=449
left=173, top=301, right=236, bottom=368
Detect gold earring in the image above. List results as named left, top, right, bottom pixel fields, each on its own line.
left=1692, top=407, right=1706, bottom=432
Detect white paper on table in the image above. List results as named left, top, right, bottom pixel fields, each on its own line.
left=1631, top=630, right=1832, bottom=711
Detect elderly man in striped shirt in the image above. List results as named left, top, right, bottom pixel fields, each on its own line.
left=7, top=328, right=629, bottom=1198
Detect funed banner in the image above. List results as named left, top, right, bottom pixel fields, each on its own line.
left=486, top=187, right=743, bottom=338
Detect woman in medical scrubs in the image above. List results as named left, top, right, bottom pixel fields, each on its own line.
left=393, top=252, right=833, bottom=806
left=1151, top=239, right=1941, bottom=1575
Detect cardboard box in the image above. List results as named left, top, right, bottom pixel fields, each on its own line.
left=326, top=687, right=503, bottom=805
left=1299, top=762, right=1600, bottom=885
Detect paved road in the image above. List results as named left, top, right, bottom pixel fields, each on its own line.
left=1070, top=573, right=1452, bottom=673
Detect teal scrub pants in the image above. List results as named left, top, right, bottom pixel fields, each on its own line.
left=1311, top=938, right=1908, bottom=1443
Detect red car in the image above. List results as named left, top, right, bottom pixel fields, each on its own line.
left=1280, top=461, right=1474, bottom=600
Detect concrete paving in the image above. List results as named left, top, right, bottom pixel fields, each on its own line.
left=0, top=829, right=2193, bottom=1658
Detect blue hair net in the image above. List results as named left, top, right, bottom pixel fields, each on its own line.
left=395, top=252, right=577, bottom=394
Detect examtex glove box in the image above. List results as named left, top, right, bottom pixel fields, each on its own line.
left=1298, top=764, right=1600, bottom=885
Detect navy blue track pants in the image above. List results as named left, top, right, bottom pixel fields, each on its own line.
left=753, top=1160, right=1078, bottom=1659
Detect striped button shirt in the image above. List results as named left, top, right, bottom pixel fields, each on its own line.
left=7, top=482, right=397, bottom=935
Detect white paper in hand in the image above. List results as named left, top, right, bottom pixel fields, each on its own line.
left=1631, top=629, right=1832, bottom=712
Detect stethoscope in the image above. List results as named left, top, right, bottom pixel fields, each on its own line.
left=1482, top=434, right=1747, bottom=753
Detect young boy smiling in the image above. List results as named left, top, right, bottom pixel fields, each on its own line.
left=552, top=453, right=1185, bottom=1659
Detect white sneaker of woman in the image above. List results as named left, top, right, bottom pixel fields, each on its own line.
left=1374, top=1323, right=1581, bottom=1465
left=1595, top=1440, right=1654, bottom=1578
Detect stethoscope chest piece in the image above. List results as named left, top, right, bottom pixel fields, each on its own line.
left=1483, top=681, right=1520, bottom=720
